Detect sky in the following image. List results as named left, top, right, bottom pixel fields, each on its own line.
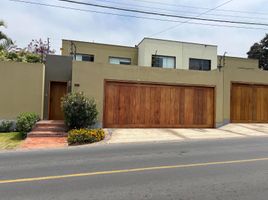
left=1, top=0, right=268, bottom=57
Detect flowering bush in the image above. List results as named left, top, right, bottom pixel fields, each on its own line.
left=0, top=38, right=55, bottom=63
left=67, top=128, right=105, bottom=145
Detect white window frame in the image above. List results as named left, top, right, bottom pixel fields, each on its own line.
left=109, top=57, right=131, bottom=65
left=74, top=54, right=94, bottom=62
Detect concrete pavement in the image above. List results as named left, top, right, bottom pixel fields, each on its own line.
left=106, top=123, right=268, bottom=143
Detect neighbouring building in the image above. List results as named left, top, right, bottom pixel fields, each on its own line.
left=1, top=37, right=268, bottom=128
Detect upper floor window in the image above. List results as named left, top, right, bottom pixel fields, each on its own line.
left=109, top=57, right=131, bottom=65
left=189, top=58, right=211, bottom=71
left=152, top=55, right=175, bottom=69
left=74, top=54, right=94, bottom=62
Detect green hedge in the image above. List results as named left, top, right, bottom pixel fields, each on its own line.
left=0, top=121, right=13, bottom=132
left=0, top=50, right=42, bottom=63
left=68, top=129, right=105, bottom=145
left=16, top=112, right=40, bottom=136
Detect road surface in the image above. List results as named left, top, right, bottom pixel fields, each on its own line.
left=1, top=137, right=268, bottom=200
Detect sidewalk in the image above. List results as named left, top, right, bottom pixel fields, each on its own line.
left=20, top=137, right=67, bottom=150
left=105, top=124, right=268, bottom=144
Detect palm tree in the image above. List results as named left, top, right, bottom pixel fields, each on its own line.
left=0, top=20, right=13, bottom=51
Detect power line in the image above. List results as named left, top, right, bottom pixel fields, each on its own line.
left=57, top=0, right=268, bottom=27
left=92, top=0, right=268, bottom=21
left=127, top=0, right=268, bottom=16
left=9, top=0, right=268, bottom=31
left=149, top=0, right=234, bottom=37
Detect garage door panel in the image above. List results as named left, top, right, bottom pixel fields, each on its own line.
left=231, top=83, right=268, bottom=123
left=193, top=88, right=203, bottom=125
left=104, top=84, right=116, bottom=126
left=184, top=88, right=194, bottom=126
left=206, top=89, right=215, bottom=126
left=231, top=84, right=253, bottom=122
left=178, top=88, right=185, bottom=125
left=255, top=86, right=268, bottom=122
left=143, top=87, right=150, bottom=125
left=169, top=87, right=177, bottom=125
left=104, top=81, right=215, bottom=128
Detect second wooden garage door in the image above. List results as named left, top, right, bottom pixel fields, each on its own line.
left=231, top=83, right=268, bottom=122
left=104, top=81, right=215, bottom=128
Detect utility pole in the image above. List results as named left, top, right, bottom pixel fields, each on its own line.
left=47, top=37, right=50, bottom=55
left=70, top=41, right=77, bottom=60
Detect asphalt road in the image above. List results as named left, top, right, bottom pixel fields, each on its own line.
left=1, top=137, right=268, bottom=200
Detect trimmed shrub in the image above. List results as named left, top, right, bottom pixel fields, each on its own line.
left=61, top=92, right=98, bottom=130
left=16, top=113, right=40, bottom=135
left=0, top=120, right=13, bottom=132
left=67, top=128, right=105, bottom=145
left=25, top=53, right=42, bottom=63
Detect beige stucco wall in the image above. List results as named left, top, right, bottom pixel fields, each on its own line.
left=72, top=61, right=223, bottom=127
left=138, top=38, right=217, bottom=70
left=62, top=40, right=138, bottom=65
left=222, top=56, right=268, bottom=122
left=0, top=61, right=44, bottom=120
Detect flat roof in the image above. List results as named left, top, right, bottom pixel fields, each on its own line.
left=62, top=39, right=137, bottom=49
left=137, top=37, right=217, bottom=47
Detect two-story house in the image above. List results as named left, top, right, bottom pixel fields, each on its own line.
left=40, top=37, right=268, bottom=129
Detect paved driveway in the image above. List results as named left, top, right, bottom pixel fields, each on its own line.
left=106, top=124, right=268, bottom=144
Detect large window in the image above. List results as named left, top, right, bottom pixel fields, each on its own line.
left=152, top=55, right=175, bottom=69
left=109, top=57, right=131, bottom=65
left=189, top=58, right=211, bottom=71
left=74, top=54, right=94, bottom=62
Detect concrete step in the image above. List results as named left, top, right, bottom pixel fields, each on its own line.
left=32, top=126, right=67, bottom=132
left=28, top=131, right=68, bottom=138
left=37, top=120, right=64, bottom=124
left=35, top=124, right=67, bottom=129
left=35, top=121, right=66, bottom=127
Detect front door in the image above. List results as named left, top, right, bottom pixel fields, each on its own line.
left=49, top=82, right=67, bottom=120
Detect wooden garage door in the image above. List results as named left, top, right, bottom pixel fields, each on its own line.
left=231, top=83, right=268, bottom=122
left=104, top=81, right=215, bottom=128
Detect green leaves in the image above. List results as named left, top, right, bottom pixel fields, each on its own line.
left=0, top=121, right=13, bottom=132
left=0, top=20, right=13, bottom=51
left=61, top=92, right=98, bottom=130
left=16, top=113, right=40, bottom=137
left=247, top=34, right=268, bottom=70
left=0, top=49, right=42, bottom=63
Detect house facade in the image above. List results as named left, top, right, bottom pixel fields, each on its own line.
left=138, top=38, right=217, bottom=70
left=1, top=38, right=268, bottom=128
left=61, top=38, right=217, bottom=71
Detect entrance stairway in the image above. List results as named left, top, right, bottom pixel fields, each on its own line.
left=21, top=120, right=68, bottom=149
left=28, top=120, right=68, bottom=137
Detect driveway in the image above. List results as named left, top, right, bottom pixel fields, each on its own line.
left=105, top=124, right=268, bottom=144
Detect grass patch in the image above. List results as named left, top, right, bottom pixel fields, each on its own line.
left=0, top=132, right=24, bottom=150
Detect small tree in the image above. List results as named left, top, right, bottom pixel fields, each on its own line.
left=247, top=34, right=268, bottom=70
left=27, top=39, right=55, bottom=62
left=61, top=92, right=98, bottom=130
left=0, top=20, right=13, bottom=51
